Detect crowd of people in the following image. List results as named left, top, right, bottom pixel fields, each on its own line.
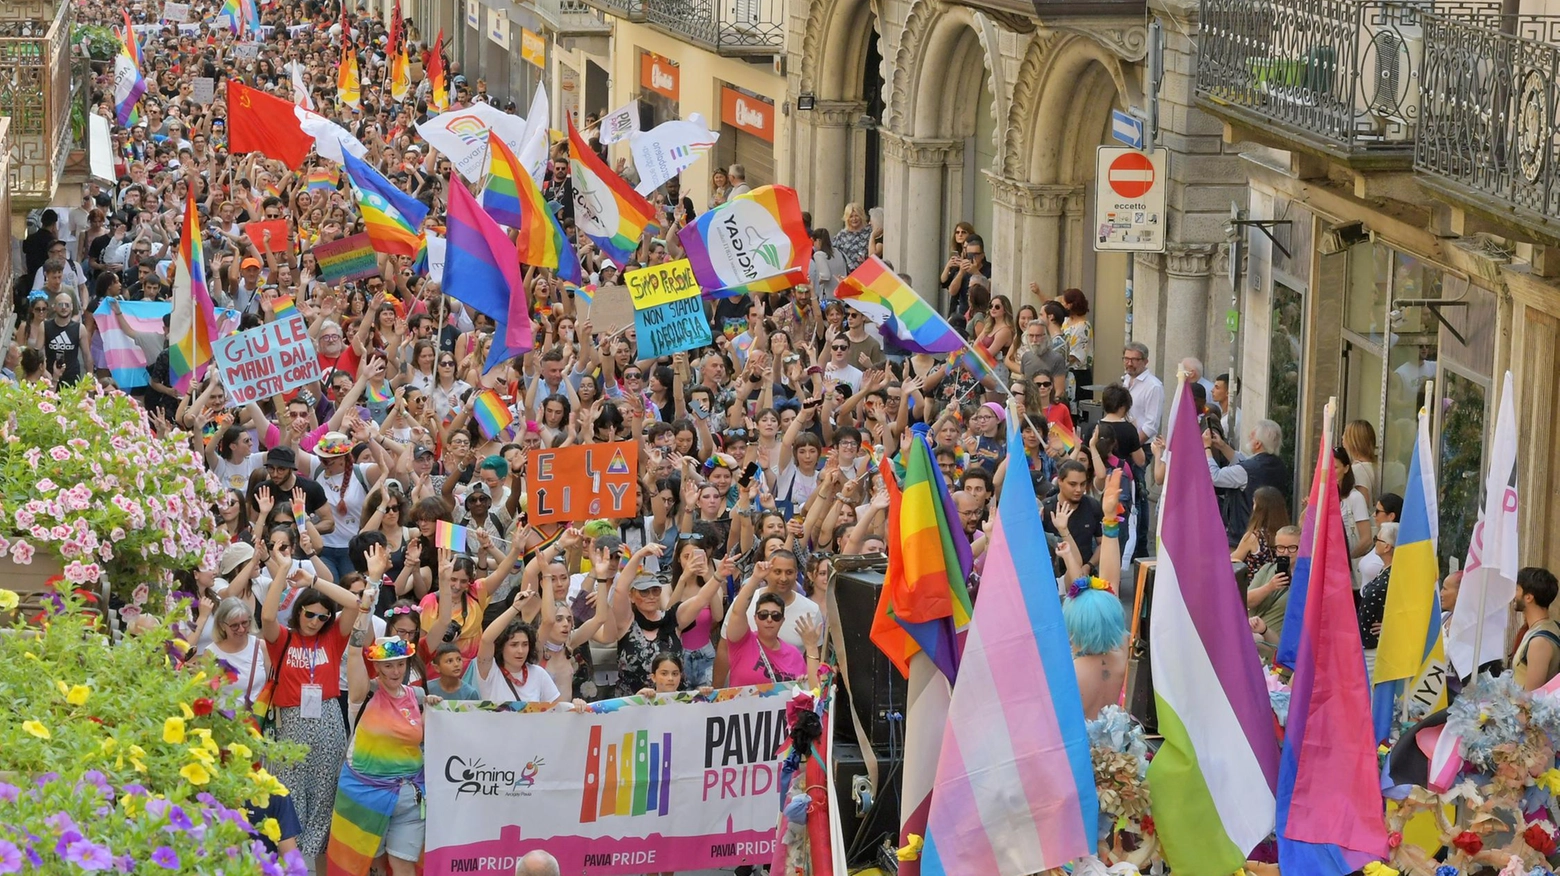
left=18, top=0, right=1542, bottom=874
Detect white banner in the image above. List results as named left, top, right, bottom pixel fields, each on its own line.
left=88, top=113, right=115, bottom=182
left=631, top=114, right=719, bottom=196
left=416, top=102, right=531, bottom=184
left=423, top=231, right=447, bottom=283
left=426, top=685, right=829, bottom=875
left=1448, top=370, right=1520, bottom=676
left=598, top=99, right=640, bottom=146
left=161, top=2, right=190, bottom=22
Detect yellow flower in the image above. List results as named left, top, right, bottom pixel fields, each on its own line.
left=65, top=685, right=90, bottom=706
left=191, top=728, right=219, bottom=754
left=0, top=588, right=18, bottom=611
left=22, top=720, right=50, bottom=740
left=1538, top=769, right=1560, bottom=795
left=130, top=757, right=147, bottom=774
left=128, top=744, right=146, bottom=758
left=54, top=680, right=69, bottom=697
left=248, top=768, right=289, bottom=797
left=99, top=736, right=117, bottom=754
left=258, top=818, right=281, bottom=842
left=179, top=702, right=194, bottom=720
left=192, top=671, right=207, bottom=684
left=162, top=717, right=186, bottom=744
left=119, top=793, right=141, bottom=817
left=228, top=742, right=252, bottom=761
left=187, top=746, right=215, bottom=767
left=179, top=762, right=211, bottom=786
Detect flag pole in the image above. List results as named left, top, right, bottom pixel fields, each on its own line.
left=954, top=334, right=1010, bottom=398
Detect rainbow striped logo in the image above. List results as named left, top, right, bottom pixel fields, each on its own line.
left=578, top=726, right=672, bottom=822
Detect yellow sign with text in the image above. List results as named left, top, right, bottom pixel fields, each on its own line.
left=623, top=259, right=702, bottom=310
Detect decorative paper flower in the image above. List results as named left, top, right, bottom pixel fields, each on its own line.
left=1525, top=823, right=1558, bottom=856
left=895, top=834, right=923, bottom=862
left=365, top=637, right=414, bottom=661
left=162, top=717, right=186, bottom=744
left=178, top=762, right=211, bottom=786
left=1436, top=867, right=1460, bottom=876
left=1452, top=830, right=1484, bottom=855
left=21, top=720, right=50, bottom=740
left=1386, top=830, right=1403, bottom=849
left=1066, top=576, right=1116, bottom=600
left=1362, top=863, right=1399, bottom=876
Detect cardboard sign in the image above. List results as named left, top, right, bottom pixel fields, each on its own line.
left=243, top=219, right=290, bottom=253
left=211, top=314, right=321, bottom=403
left=586, top=285, right=635, bottom=335
left=525, top=441, right=638, bottom=525
left=162, top=1, right=190, bottom=22
left=624, top=259, right=700, bottom=310
left=312, top=232, right=379, bottom=283
left=233, top=42, right=260, bottom=61
left=634, top=294, right=711, bottom=358
left=191, top=76, right=215, bottom=105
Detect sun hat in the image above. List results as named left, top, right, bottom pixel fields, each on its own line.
left=365, top=636, right=415, bottom=661
left=315, top=431, right=353, bottom=458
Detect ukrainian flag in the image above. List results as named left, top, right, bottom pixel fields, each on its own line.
left=1371, top=406, right=1446, bottom=742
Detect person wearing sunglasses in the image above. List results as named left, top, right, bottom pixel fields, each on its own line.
left=724, top=557, right=825, bottom=687
left=605, top=543, right=727, bottom=697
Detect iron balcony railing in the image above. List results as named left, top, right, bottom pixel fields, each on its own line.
left=642, top=0, right=783, bottom=54
left=535, top=0, right=613, bottom=33
left=580, top=0, right=647, bottom=24
left=0, top=0, right=73, bottom=207
left=1196, top=0, right=1502, bottom=162
left=1416, top=14, right=1560, bottom=238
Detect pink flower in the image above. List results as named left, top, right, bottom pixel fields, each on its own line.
left=67, top=438, right=87, bottom=449
left=48, top=446, right=70, bottom=462
left=97, top=543, right=113, bottom=561
left=37, top=402, right=54, bottom=414
left=64, top=562, right=87, bottom=584
left=131, top=584, right=149, bottom=606
left=50, top=526, right=70, bottom=541
left=12, top=541, right=35, bottom=564
left=110, top=528, right=125, bottom=541
left=35, top=479, right=55, bottom=493
left=0, top=536, right=12, bottom=558
left=13, top=510, right=34, bottom=530
left=81, top=563, right=101, bottom=582
left=22, top=448, right=40, bottom=468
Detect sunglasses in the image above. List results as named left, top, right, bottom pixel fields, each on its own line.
left=623, top=371, right=643, bottom=379
left=386, top=504, right=402, bottom=512
left=831, top=344, right=848, bottom=351
left=1035, top=381, right=1053, bottom=389
left=302, top=610, right=331, bottom=622
left=755, top=610, right=784, bottom=622
left=635, top=586, right=664, bottom=596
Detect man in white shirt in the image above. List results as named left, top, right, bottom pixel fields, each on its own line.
left=1121, top=342, right=1164, bottom=443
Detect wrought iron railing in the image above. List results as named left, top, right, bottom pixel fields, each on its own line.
left=1196, top=0, right=1502, bottom=158
left=581, top=0, right=646, bottom=23
left=643, top=0, right=782, bottom=53
left=0, top=0, right=73, bottom=206
left=536, top=0, right=613, bottom=32
left=1416, top=14, right=1560, bottom=236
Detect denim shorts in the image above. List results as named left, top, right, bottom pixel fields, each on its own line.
left=683, top=641, right=717, bottom=688
left=378, top=782, right=425, bottom=862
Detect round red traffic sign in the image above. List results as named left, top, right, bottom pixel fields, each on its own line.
left=1107, top=151, right=1155, bottom=199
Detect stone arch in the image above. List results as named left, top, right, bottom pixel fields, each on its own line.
left=798, top=0, right=879, bottom=101
left=885, top=0, right=1004, bottom=142
left=1002, top=32, right=1131, bottom=184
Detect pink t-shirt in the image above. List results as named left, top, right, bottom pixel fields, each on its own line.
left=726, top=626, right=807, bottom=686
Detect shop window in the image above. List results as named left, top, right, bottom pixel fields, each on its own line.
left=1438, top=369, right=1486, bottom=571
left=1268, top=279, right=1305, bottom=488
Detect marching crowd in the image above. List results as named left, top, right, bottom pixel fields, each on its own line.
left=20, top=0, right=1528, bottom=874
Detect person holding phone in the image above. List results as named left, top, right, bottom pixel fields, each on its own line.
left=1246, top=524, right=1301, bottom=656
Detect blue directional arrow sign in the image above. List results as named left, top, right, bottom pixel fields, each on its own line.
left=1112, top=108, right=1145, bottom=150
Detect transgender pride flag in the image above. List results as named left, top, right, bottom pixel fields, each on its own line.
left=919, top=411, right=1096, bottom=875
left=113, top=11, right=147, bottom=126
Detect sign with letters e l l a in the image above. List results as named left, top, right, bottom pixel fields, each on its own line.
left=720, top=87, right=774, bottom=143
left=525, top=441, right=639, bottom=525
left=1093, top=145, right=1168, bottom=253
left=640, top=52, right=679, bottom=101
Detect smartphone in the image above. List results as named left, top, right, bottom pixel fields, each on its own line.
left=739, top=462, right=760, bottom=488
left=1275, top=556, right=1291, bottom=579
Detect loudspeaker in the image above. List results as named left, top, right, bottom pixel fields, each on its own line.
left=1126, top=559, right=1158, bottom=733
left=833, top=742, right=901, bottom=867
left=829, top=558, right=905, bottom=754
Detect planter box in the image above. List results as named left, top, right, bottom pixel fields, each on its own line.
left=0, top=553, right=103, bottom=629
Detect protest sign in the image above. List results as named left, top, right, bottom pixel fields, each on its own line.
left=423, top=230, right=447, bottom=282
left=598, top=99, right=640, bottom=145
left=211, top=314, right=320, bottom=403
left=191, top=77, right=215, bottom=105
left=635, top=294, right=710, bottom=358
left=161, top=1, right=190, bottom=22
left=586, top=285, right=634, bottom=335
left=624, top=259, right=700, bottom=310
left=242, top=220, right=290, bottom=253
left=425, top=684, right=831, bottom=875
left=525, top=441, right=637, bottom=525
left=312, top=233, right=379, bottom=283
left=233, top=42, right=260, bottom=60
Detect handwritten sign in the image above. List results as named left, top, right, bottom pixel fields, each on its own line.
left=623, top=258, right=700, bottom=310
left=525, top=441, right=638, bottom=525
left=243, top=219, right=290, bottom=253
left=634, top=293, right=711, bottom=358
left=233, top=41, right=260, bottom=61
left=586, top=284, right=634, bottom=335
left=211, top=313, right=321, bottom=403
left=191, top=76, right=215, bottom=105
left=312, top=232, right=379, bottom=284
left=162, top=1, right=190, bottom=22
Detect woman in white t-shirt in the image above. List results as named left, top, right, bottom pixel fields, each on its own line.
left=472, top=601, right=563, bottom=704
left=207, top=425, right=270, bottom=493
left=1334, top=446, right=1373, bottom=589
left=204, top=597, right=270, bottom=708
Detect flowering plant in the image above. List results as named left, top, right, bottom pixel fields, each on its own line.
left=0, top=380, right=223, bottom=603
left=0, top=592, right=303, bottom=873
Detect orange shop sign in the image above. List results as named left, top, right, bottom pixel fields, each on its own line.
left=640, top=52, right=679, bottom=100
left=720, top=87, right=774, bottom=142
left=520, top=28, right=545, bottom=68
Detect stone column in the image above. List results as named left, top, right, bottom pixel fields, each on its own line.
left=881, top=131, right=963, bottom=303
left=987, top=175, right=1073, bottom=306
left=1159, top=242, right=1218, bottom=379
left=805, top=99, right=866, bottom=230
left=1063, top=189, right=1088, bottom=291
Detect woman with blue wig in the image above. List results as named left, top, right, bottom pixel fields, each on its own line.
left=1057, top=470, right=1128, bottom=719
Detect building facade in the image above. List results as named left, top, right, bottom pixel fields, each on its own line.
left=1195, top=0, right=1560, bottom=571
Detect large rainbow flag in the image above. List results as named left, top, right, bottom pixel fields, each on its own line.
left=920, top=411, right=1097, bottom=874
left=837, top=256, right=963, bottom=354
left=677, top=185, right=811, bottom=296
left=169, top=192, right=219, bottom=394
left=566, top=116, right=657, bottom=269
left=343, top=151, right=423, bottom=258
left=1146, top=379, right=1282, bottom=875
left=484, top=132, right=582, bottom=285
left=113, top=11, right=147, bottom=126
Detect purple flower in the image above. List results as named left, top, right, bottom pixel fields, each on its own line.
left=224, top=846, right=240, bottom=859
left=64, top=839, right=113, bottom=872
left=43, top=811, right=75, bottom=833
left=195, top=793, right=217, bottom=806
left=168, top=806, right=194, bottom=832
left=0, top=839, right=21, bottom=875
left=282, top=850, right=308, bottom=876
left=0, top=784, right=17, bottom=803
left=120, top=784, right=147, bottom=798
left=150, top=846, right=180, bottom=870
left=54, top=829, right=84, bottom=857
left=144, top=798, right=169, bottom=820
left=22, top=844, right=40, bottom=867
left=114, top=854, right=135, bottom=874
left=34, top=773, right=58, bottom=787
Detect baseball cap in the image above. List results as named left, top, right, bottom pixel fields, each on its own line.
left=630, top=575, right=663, bottom=591
left=240, top=257, right=262, bottom=270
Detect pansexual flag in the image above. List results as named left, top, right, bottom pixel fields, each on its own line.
left=169, top=192, right=219, bottom=394
left=837, top=256, right=963, bottom=353
left=566, top=116, right=657, bottom=269
left=484, top=132, right=582, bottom=285
left=677, top=185, right=811, bottom=296
left=114, top=11, right=147, bottom=126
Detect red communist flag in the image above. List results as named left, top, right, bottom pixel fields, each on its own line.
left=228, top=81, right=313, bottom=170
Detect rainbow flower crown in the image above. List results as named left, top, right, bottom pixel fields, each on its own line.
left=365, top=637, right=414, bottom=661
left=1066, top=576, right=1115, bottom=600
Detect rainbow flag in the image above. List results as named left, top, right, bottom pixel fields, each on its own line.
left=1048, top=421, right=1078, bottom=454
left=326, top=763, right=401, bottom=876
left=220, top=0, right=242, bottom=32
left=169, top=192, right=219, bottom=394
left=343, top=152, right=422, bottom=258
left=114, top=11, right=147, bottom=126
left=920, top=412, right=1097, bottom=874
left=434, top=520, right=470, bottom=551
left=678, top=185, right=812, bottom=296
left=443, top=173, right=533, bottom=373
left=837, top=256, right=963, bottom=354
left=574, top=283, right=596, bottom=306
left=954, top=343, right=999, bottom=386
left=272, top=295, right=298, bottom=319
left=472, top=389, right=514, bottom=440
left=566, top=116, right=658, bottom=269
left=484, top=133, right=583, bottom=286
left=306, top=167, right=339, bottom=193
left=1148, top=380, right=1283, bottom=875
left=1275, top=404, right=1389, bottom=875
left=1371, top=406, right=1446, bottom=741
left=364, top=381, right=392, bottom=404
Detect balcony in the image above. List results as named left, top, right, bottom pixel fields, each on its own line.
left=1195, top=0, right=1502, bottom=169
left=0, top=0, right=74, bottom=208
left=532, top=0, right=613, bottom=37
left=1415, top=14, right=1560, bottom=242
left=582, top=0, right=782, bottom=55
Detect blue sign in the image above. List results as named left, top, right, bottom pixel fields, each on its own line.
left=634, top=295, right=711, bottom=358
left=1112, top=109, right=1145, bottom=150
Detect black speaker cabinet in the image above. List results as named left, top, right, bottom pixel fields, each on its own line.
left=829, top=557, right=905, bottom=754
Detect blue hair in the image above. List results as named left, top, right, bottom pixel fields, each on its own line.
left=1063, top=587, right=1127, bottom=656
